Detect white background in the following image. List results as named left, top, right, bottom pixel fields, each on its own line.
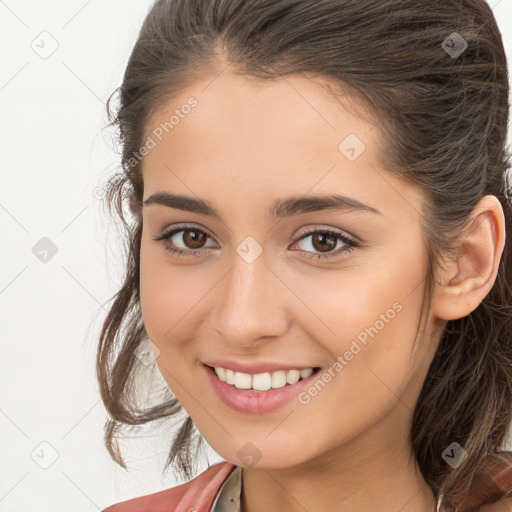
left=1, top=1, right=511, bottom=511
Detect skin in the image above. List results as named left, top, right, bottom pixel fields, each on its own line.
left=137, top=67, right=506, bottom=512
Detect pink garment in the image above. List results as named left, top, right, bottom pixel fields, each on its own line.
left=101, top=451, right=512, bottom=511
left=102, top=461, right=237, bottom=512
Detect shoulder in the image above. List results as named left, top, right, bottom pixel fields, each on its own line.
left=476, top=451, right=512, bottom=512
left=479, top=497, right=512, bottom=511
left=102, top=460, right=237, bottom=512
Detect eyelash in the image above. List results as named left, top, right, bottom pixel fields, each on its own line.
left=153, top=223, right=359, bottom=261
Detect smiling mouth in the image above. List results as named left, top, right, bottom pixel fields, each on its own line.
left=203, top=363, right=322, bottom=392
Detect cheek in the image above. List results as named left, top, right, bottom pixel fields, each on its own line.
left=139, top=238, right=209, bottom=346
left=139, top=241, right=209, bottom=400
left=294, top=244, right=424, bottom=342
left=139, top=240, right=171, bottom=341
left=294, top=246, right=427, bottom=412
left=140, top=239, right=217, bottom=376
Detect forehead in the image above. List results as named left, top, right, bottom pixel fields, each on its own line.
left=143, top=71, right=379, bottom=163
left=140, top=71, right=423, bottom=224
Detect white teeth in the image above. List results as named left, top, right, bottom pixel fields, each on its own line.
left=286, top=369, right=301, bottom=385
left=271, top=371, right=287, bottom=389
left=252, top=372, right=272, bottom=391
left=234, top=372, right=252, bottom=389
left=213, top=366, right=316, bottom=391
left=300, top=368, right=313, bottom=379
left=216, top=367, right=226, bottom=382
left=225, top=368, right=235, bottom=385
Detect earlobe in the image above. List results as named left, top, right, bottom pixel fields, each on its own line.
left=431, top=195, right=506, bottom=322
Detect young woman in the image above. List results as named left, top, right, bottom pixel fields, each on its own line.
left=97, top=1, right=512, bottom=511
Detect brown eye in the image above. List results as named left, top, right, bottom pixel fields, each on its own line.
left=292, top=227, right=358, bottom=261
left=153, top=225, right=216, bottom=257
left=310, top=232, right=338, bottom=253
left=182, top=229, right=207, bottom=249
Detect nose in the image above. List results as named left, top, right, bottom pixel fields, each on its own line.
left=213, top=250, right=290, bottom=347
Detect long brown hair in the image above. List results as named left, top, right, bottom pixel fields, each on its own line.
left=96, top=1, right=512, bottom=510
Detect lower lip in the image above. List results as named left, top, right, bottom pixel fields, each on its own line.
left=203, top=364, right=320, bottom=414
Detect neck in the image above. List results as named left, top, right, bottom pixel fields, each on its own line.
left=240, top=409, right=438, bottom=512
left=241, top=454, right=437, bottom=512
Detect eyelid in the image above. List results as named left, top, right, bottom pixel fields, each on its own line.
left=157, top=223, right=357, bottom=242
left=289, top=225, right=359, bottom=259
left=156, top=222, right=217, bottom=242
left=154, top=222, right=360, bottom=260
left=294, top=224, right=358, bottom=243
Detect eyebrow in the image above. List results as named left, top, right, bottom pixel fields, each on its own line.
left=143, top=192, right=381, bottom=220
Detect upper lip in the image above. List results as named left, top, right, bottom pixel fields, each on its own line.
left=203, top=360, right=320, bottom=374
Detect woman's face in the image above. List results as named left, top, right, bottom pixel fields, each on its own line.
left=138, top=70, right=439, bottom=469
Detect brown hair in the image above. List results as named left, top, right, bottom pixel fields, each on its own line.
left=96, top=1, right=512, bottom=510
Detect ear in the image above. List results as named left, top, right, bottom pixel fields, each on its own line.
left=430, top=195, right=506, bottom=322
